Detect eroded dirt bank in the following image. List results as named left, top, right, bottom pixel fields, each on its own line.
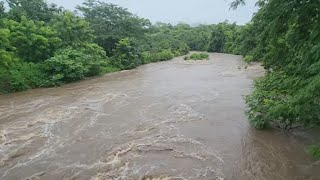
left=0, top=53, right=319, bottom=180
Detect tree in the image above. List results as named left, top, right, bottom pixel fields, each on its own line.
left=208, top=27, right=226, bottom=53
left=52, top=11, right=95, bottom=47
left=230, top=0, right=246, bottom=10
left=111, top=38, right=142, bottom=70
left=43, top=43, right=109, bottom=85
left=0, top=28, right=18, bottom=68
left=77, top=0, right=151, bottom=55
left=242, top=0, right=320, bottom=130
left=0, top=1, right=5, bottom=18
left=4, top=16, right=61, bottom=62
left=5, top=0, right=61, bottom=22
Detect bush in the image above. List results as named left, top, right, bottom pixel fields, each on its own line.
left=142, top=49, right=175, bottom=63
left=0, top=43, right=112, bottom=93
left=111, top=38, right=142, bottom=70
left=186, top=53, right=209, bottom=60
left=244, top=55, right=254, bottom=63
left=245, top=73, right=288, bottom=129
left=0, top=62, right=45, bottom=93
left=207, top=28, right=226, bottom=53
left=43, top=54, right=86, bottom=85
left=141, top=51, right=153, bottom=63
left=158, top=49, right=174, bottom=61
left=199, top=53, right=209, bottom=59
left=43, top=44, right=109, bottom=86
left=246, top=70, right=320, bottom=130
left=307, top=145, right=320, bottom=160
left=190, top=54, right=200, bottom=60
left=103, top=66, right=121, bottom=73
left=3, top=16, right=61, bottom=63
left=172, top=50, right=182, bottom=57
left=177, top=43, right=190, bottom=55
left=77, top=43, right=109, bottom=77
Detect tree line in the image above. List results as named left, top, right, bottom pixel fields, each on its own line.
left=234, top=0, right=320, bottom=158
left=0, top=0, right=243, bottom=94
left=236, top=0, right=320, bottom=132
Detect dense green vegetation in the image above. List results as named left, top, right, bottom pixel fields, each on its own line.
left=233, top=0, right=320, bottom=132
left=231, top=0, right=320, bottom=159
left=185, top=53, right=209, bottom=60
left=308, top=145, right=320, bottom=160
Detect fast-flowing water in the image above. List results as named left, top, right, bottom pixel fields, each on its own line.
left=0, top=53, right=319, bottom=180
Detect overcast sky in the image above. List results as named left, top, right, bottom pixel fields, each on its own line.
left=47, top=0, right=257, bottom=25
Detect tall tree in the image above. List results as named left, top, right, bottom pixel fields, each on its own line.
left=0, top=1, right=5, bottom=18
left=51, top=11, right=95, bottom=47
left=208, top=27, right=226, bottom=53
left=4, top=16, right=61, bottom=62
left=77, top=0, right=151, bottom=55
left=0, top=28, right=18, bottom=68
left=238, top=0, right=320, bottom=130
left=6, top=0, right=61, bottom=22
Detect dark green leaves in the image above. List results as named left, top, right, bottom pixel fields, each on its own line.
left=3, top=16, right=61, bottom=62
left=5, top=0, right=61, bottom=22
left=77, top=0, right=151, bottom=55
left=244, top=0, right=320, bottom=130
left=230, top=0, right=246, bottom=10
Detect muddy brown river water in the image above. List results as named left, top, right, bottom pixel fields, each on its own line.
left=0, top=53, right=319, bottom=180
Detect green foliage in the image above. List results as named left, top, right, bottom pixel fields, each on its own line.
left=102, top=66, right=120, bottom=74
left=243, top=0, right=320, bottom=130
left=244, top=55, right=253, bottom=63
left=43, top=44, right=109, bottom=86
left=0, top=1, right=5, bottom=18
left=111, top=38, right=142, bottom=70
left=142, top=49, right=175, bottom=63
left=187, top=26, right=212, bottom=51
left=0, top=62, right=45, bottom=93
left=3, top=16, right=61, bottom=62
left=307, top=145, right=320, bottom=160
left=187, top=53, right=209, bottom=60
left=43, top=54, right=85, bottom=85
left=246, top=72, right=307, bottom=130
left=51, top=11, right=95, bottom=47
left=5, top=0, right=61, bottom=22
left=230, top=23, right=259, bottom=57
left=230, top=0, right=245, bottom=10
left=144, top=28, right=190, bottom=56
left=0, top=28, right=19, bottom=67
left=208, top=27, right=226, bottom=53
left=77, top=0, right=151, bottom=55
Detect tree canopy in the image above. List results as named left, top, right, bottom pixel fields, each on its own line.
left=77, top=0, right=151, bottom=55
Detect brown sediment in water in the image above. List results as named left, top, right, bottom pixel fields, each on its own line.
left=0, top=53, right=319, bottom=180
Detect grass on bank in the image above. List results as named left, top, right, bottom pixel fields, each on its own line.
left=184, top=53, right=209, bottom=60
left=307, top=145, right=320, bottom=160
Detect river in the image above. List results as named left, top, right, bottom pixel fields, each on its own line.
left=0, top=53, right=319, bottom=180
